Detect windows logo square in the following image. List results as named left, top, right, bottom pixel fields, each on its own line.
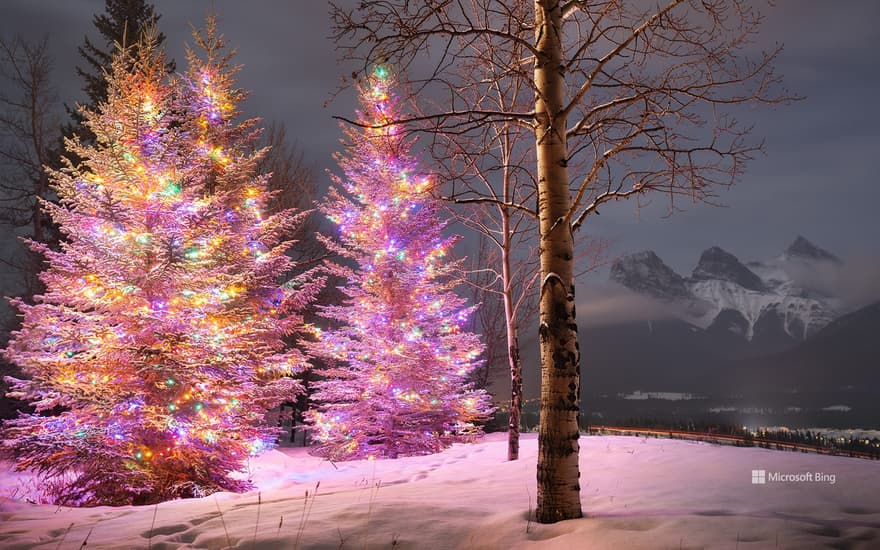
left=751, top=469, right=766, bottom=484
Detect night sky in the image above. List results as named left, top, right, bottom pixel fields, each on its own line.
left=2, top=0, right=879, bottom=314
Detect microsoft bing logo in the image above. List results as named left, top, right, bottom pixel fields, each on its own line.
left=749, top=468, right=836, bottom=485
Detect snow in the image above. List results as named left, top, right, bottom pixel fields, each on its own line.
left=541, top=272, right=563, bottom=290
left=618, top=391, right=704, bottom=401
left=689, top=279, right=834, bottom=340
left=1, top=433, right=878, bottom=549
left=746, top=261, right=794, bottom=293
left=611, top=245, right=842, bottom=342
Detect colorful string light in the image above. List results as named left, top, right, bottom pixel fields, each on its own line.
left=308, top=66, right=494, bottom=461
left=2, top=27, right=320, bottom=505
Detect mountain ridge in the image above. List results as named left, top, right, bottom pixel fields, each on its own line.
left=610, top=236, right=840, bottom=344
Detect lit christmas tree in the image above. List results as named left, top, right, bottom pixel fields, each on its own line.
left=309, top=66, right=494, bottom=460
left=1, top=29, right=320, bottom=505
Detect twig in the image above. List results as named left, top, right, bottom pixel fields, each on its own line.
left=293, top=489, right=310, bottom=550
left=148, top=503, right=159, bottom=550
left=214, top=496, right=232, bottom=548
left=276, top=515, right=284, bottom=539
left=304, top=482, right=320, bottom=535
left=252, top=492, right=262, bottom=549
left=54, top=522, right=74, bottom=550
left=362, top=481, right=381, bottom=550
left=525, top=482, right=533, bottom=534
left=78, top=526, right=94, bottom=550
left=294, top=481, right=320, bottom=550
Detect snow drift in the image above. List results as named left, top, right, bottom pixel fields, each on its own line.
left=1, top=433, right=878, bottom=549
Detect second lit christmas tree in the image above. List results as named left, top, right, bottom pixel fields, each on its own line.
left=309, top=67, right=494, bottom=460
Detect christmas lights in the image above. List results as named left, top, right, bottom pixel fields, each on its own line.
left=2, top=28, right=320, bottom=505
left=308, top=67, right=494, bottom=460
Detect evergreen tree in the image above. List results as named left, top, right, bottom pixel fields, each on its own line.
left=68, top=0, right=174, bottom=149
left=2, top=30, right=319, bottom=505
left=309, top=67, right=494, bottom=460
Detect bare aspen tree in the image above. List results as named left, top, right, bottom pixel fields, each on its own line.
left=0, top=35, right=58, bottom=296
left=330, top=0, right=790, bottom=522
left=417, top=7, right=540, bottom=462
left=446, top=148, right=540, bottom=461
left=463, top=225, right=539, bottom=459
left=463, top=236, right=508, bottom=392
left=257, top=122, right=323, bottom=264
left=430, top=64, right=540, bottom=460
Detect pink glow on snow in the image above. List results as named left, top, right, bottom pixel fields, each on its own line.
left=2, top=433, right=877, bottom=548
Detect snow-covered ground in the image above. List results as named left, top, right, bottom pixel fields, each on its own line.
left=1, top=433, right=878, bottom=549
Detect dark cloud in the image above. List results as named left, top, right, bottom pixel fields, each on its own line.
left=577, top=0, right=880, bottom=273
left=783, top=256, right=880, bottom=312
left=577, top=283, right=677, bottom=328
left=1, top=0, right=877, bottom=283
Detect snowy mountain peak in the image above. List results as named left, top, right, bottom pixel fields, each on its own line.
left=610, top=239, right=840, bottom=344
left=691, top=247, right=767, bottom=292
left=784, top=236, right=841, bottom=264
left=610, top=251, right=690, bottom=301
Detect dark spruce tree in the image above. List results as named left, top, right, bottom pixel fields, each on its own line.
left=65, top=0, right=175, bottom=150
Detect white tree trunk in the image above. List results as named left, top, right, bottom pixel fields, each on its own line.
left=534, top=0, right=582, bottom=523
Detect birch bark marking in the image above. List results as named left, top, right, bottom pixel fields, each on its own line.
left=534, top=0, right=582, bottom=523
